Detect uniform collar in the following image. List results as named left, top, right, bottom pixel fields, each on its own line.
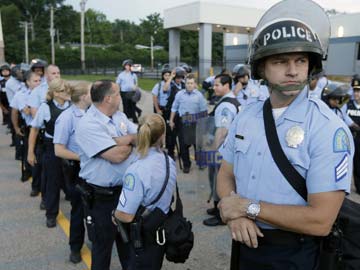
left=256, top=86, right=309, bottom=123
left=53, top=99, right=70, bottom=109
left=71, top=104, right=85, bottom=117
left=219, top=91, right=235, bottom=101
left=89, top=104, right=113, bottom=124
left=185, top=89, right=196, bottom=95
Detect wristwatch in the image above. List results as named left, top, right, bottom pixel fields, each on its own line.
left=246, top=201, right=261, bottom=220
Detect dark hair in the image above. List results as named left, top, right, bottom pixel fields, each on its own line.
left=90, top=80, right=114, bottom=103
left=185, top=73, right=197, bottom=83
left=215, top=74, right=232, bottom=88
left=25, top=71, right=39, bottom=85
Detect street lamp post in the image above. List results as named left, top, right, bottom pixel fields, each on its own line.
left=80, top=0, right=87, bottom=73
left=150, top=35, right=154, bottom=71
left=19, top=21, right=30, bottom=64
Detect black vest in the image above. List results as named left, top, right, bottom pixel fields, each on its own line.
left=346, top=100, right=360, bottom=126
left=209, top=97, right=240, bottom=116
left=44, top=100, right=70, bottom=136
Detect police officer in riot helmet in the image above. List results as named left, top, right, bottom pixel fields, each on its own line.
left=346, top=76, right=360, bottom=193
left=30, top=59, right=47, bottom=79
left=217, top=0, right=353, bottom=269
left=0, top=64, right=12, bottom=126
left=232, top=64, right=250, bottom=92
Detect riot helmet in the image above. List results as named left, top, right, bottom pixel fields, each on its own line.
left=351, top=75, right=360, bottom=90
left=0, top=63, right=11, bottom=78
left=174, top=67, right=186, bottom=79
left=232, top=64, right=250, bottom=84
left=11, top=63, right=30, bottom=82
left=179, top=63, right=192, bottom=73
left=321, top=83, right=350, bottom=108
left=30, top=59, right=47, bottom=77
left=249, top=0, right=330, bottom=85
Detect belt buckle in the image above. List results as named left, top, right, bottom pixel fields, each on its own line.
left=156, top=228, right=166, bottom=246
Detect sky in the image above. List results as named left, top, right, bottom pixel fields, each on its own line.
left=64, top=0, right=360, bottom=23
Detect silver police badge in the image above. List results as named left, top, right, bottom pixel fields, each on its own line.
left=119, top=122, right=127, bottom=134
left=285, top=126, right=304, bottom=148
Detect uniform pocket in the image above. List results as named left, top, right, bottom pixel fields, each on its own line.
left=235, top=139, right=251, bottom=154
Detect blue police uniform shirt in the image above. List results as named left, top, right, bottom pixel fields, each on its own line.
left=171, top=89, right=207, bottom=117
left=75, top=105, right=138, bottom=187
left=9, top=87, right=33, bottom=126
left=234, top=80, right=269, bottom=106
left=215, top=91, right=239, bottom=129
left=5, top=76, right=23, bottom=103
left=151, top=81, right=170, bottom=107
left=116, top=147, right=177, bottom=215
left=116, top=71, right=137, bottom=92
left=53, top=104, right=85, bottom=154
left=30, top=100, right=71, bottom=138
left=27, top=83, right=48, bottom=109
left=220, top=88, right=354, bottom=229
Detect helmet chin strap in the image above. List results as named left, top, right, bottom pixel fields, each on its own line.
left=267, top=79, right=308, bottom=92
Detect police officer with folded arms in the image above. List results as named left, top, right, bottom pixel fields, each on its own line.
left=53, top=81, right=92, bottom=264
left=27, top=79, right=71, bottom=228
left=75, top=80, right=137, bottom=270
left=114, top=113, right=177, bottom=270
left=217, top=1, right=354, bottom=269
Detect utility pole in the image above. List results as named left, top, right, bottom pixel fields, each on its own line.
left=19, top=21, right=30, bottom=64
left=150, top=35, right=154, bottom=71
left=0, top=12, right=5, bottom=63
left=50, top=6, right=55, bottom=64
left=80, top=0, right=87, bottom=73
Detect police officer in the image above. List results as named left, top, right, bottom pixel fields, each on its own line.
left=232, top=64, right=269, bottom=106
left=152, top=68, right=172, bottom=115
left=114, top=113, right=177, bottom=270
left=308, top=68, right=325, bottom=98
left=321, top=83, right=359, bottom=129
left=28, top=64, right=61, bottom=117
left=217, top=1, right=354, bottom=269
left=30, top=59, right=47, bottom=84
left=116, top=59, right=139, bottom=123
left=203, top=73, right=239, bottom=227
left=169, top=74, right=208, bottom=173
left=75, top=80, right=137, bottom=270
left=27, top=79, right=71, bottom=228
left=164, top=67, right=186, bottom=159
left=346, top=77, right=360, bottom=193
left=53, top=81, right=92, bottom=263
left=0, top=63, right=11, bottom=126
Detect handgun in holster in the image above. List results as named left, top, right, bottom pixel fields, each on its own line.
left=113, top=215, right=130, bottom=244
left=130, top=220, right=144, bottom=251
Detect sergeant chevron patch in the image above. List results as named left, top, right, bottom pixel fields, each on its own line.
left=335, top=154, right=348, bottom=182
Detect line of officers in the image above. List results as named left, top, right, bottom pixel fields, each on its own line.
left=1, top=57, right=360, bottom=270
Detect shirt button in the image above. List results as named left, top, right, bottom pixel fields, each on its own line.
left=257, top=152, right=261, bottom=156
left=251, top=175, right=256, bottom=180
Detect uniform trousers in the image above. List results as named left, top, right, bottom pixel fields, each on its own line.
left=178, top=121, right=196, bottom=168
left=120, top=91, right=138, bottom=123
left=62, top=161, right=85, bottom=253
left=90, top=189, right=128, bottom=270
left=43, top=140, right=64, bottom=219
left=208, top=165, right=220, bottom=202
left=127, top=241, right=165, bottom=270
left=234, top=230, right=319, bottom=270
left=32, top=143, right=43, bottom=193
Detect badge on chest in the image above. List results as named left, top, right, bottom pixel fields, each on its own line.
left=285, top=126, right=305, bottom=148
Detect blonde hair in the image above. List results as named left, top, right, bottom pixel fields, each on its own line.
left=69, top=81, right=91, bottom=103
left=46, top=78, right=71, bottom=101
left=137, top=114, right=166, bottom=157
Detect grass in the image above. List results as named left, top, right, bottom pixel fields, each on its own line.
left=62, top=74, right=159, bottom=91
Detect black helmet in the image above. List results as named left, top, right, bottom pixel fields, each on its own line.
left=122, top=59, right=133, bottom=67
left=161, top=68, right=171, bottom=77
left=250, top=0, right=330, bottom=80
left=352, top=75, right=360, bottom=90
left=0, top=63, right=11, bottom=76
left=174, top=67, right=186, bottom=79
left=30, top=59, right=47, bottom=69
left=321, top=83, right=350, bottom=108
left=179, top=63, right=192, bottom=73
left=232, top=64, right=250, bottom=78
left=11, top=63, right=30, bottom=82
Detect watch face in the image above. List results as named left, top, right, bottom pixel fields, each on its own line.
left=248, top=203, right=260, bottom=217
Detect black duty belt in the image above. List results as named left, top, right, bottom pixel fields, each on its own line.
left=258, top=229, right=317, bottom=246
left=87, top=183, right=122, bottom=200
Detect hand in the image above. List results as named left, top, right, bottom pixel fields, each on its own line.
left=233, top=82, right=243, bottom=96
left=171, top=70, right=176, bottom=78
left=169, top=121, right=175, bottom=130
left=22, top=106, right=31, bottom=115
left=156, top=109, right=163, bottom=115
left=27, top=152, right=37, bottom=166
left=218, top=192, right=250, bottom=223
left=15, top=127, right=24, bottom=136
left=227, top=218, right=264, bottom=248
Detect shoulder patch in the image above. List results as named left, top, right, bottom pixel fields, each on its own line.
left=333, top=128, right=350, bottom=153
left=123, top=174, right=135, bottom=191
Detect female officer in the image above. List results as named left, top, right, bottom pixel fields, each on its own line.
left=53, top=81, right=91, bottom=263
left=114, top=113, right=177, bottom=270
left=27, top=78, right=71, bottom=228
